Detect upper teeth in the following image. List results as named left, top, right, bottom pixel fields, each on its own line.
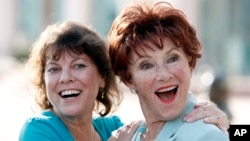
left=157, top=86, right=177, bottom=92
left=61, top=90, right=81, bottom=96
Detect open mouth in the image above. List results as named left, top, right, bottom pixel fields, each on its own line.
left=155, top=86, right=178, bottom=104
left=59, top=89, right=81, bottom=98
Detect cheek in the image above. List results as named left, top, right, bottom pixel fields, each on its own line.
left=172, top=65, right=192, bottom=85
left=44, top=75, right=57, bottom=90
left=175, top=68, right=188, bottom=78
left=132, top=72, right=153, bottom=92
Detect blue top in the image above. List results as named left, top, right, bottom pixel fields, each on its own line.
left=132, top=94, right=230, bottom=141
left=19, top=110, right=124, bottom=141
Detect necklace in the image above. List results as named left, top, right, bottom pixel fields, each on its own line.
left=140, top=133, right=156, bottom=141
left=139, top=124, right=156, bottom=141
left=71, top=126, right=97, bottom=141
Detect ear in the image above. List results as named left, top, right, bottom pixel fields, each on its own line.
left=126, top=81, right=137, bottom=94
left=126, top=81, right=134, bottom=90
left=100, top=77, right=105, bottom=88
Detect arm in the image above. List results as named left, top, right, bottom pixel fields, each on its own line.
left=183, top=102, right=229, bottom=135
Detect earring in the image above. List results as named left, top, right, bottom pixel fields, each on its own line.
left=131, top=88, right=138, bottom=94
left=47, top=100, right=50, bottom=106
left=100, top=88, right=104, bottom=99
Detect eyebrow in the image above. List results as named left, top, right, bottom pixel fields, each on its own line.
left=165, top=47, right=178, bottom=54
left=45, top=59, right=58, bottom=66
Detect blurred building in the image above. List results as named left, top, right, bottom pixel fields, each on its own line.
left=200, top=0, right=250, bottom=76
left=0, top=0, right=249, bottom=91
left=0, top=0, right=116, bottom=58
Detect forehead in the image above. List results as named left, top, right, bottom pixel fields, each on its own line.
left=45, top=44, right=82, bottom=59
left=128, top=38, right=179, bottom=64
left=45, top=50, right=90, bottom=62
left=134, top=37, right=177, bottom=55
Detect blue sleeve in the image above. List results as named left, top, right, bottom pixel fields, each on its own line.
left=93, top=115, right=124, bottom=141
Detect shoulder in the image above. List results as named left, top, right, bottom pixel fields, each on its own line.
left=176, top=120, right=229, bottom=141
left=19, top=110, right=73, bottom=141
left=21, top=110, right=56, bottom=127
left=93, top=115, right=124, bottom=140
left=21, top=110, right=61, bottom=128
left=93, top=115, right=124, bottom=128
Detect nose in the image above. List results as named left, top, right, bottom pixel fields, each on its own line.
left=155, top=65, right=172, bottom=81
left=59, top=69, right=75, bottom=84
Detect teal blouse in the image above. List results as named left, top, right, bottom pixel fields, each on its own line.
left=19, top=110, right=124, bottom=141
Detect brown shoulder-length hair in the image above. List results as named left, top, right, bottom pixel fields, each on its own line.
left=26, top=21, right=121, bottom=116
left=109, top=1, right=202, bottom=84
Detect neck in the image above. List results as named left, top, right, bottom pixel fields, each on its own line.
left=67, top=122, right=98, bottom=141
left=52, top=109, right=100, bottom=140
left=60, top=116, right=99, bottom=141
left=141, top=120, right=165, bottom=141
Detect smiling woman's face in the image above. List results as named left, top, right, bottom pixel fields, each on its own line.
left=44, top=52, right=104, bottom=119
left=127, top=38, right=193, bottom=122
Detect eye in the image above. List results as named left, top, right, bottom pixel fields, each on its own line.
left=74, top=64, right=86, bottom=69
left=140, top=62, right=153, bottom=70
left=167, top=54, right=179, bottom=63
left=47, top=67, right=60, bottom=73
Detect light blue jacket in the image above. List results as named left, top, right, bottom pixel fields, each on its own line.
left=19, top=110, right=123, bottom=141
left=132, top=94, right=229, bottom=141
